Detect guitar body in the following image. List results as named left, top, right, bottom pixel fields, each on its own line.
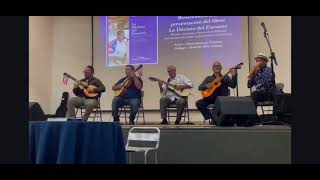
left=78, top=82, right=99, bottom=98
left=114, top=78, right=131, bottom=97
left=201, top=77, right=222, bottom=98
left=63, top=72, right=99, bottom=98
left=167, top=86, right=191, bottom=97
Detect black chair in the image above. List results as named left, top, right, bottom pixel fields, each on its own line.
left=256, top=83, right=284, bottom=122
left=203, top=104, right=214, bottom=125
left=166, top=97, right=190, bottom=125
left=75, top=98, right=102, bottom=122
left=119, top=91, right=145, bottom=125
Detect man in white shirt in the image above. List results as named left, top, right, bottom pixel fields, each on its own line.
left=158, top=65, right=194, bottom=125
left=108, top=30, right=129, bottom=65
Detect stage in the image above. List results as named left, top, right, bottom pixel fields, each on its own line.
left=121, top=124, right=291, bottom=164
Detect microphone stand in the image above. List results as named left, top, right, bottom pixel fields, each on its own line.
left=262, top=24, right=285, bottom=125
left=263, top=28, right=277, bottom=78
left=236, top=69, right=239, bottom=97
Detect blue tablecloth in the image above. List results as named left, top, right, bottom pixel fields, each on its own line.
left=29, top=121, right=126, bottom=164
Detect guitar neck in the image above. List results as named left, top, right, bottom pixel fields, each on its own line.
left=220, top=63, right=242, bottom=80
left=221, top=70, right=232, bottom=80
left=69, top=76, right=77, bottom=82
left=64, top=73, right=78, bottom=82
left=158, top=79, right=175, bottom=88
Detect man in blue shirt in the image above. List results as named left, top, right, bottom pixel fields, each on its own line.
left=112, top=65, right=143, bottom=125
left=248, top=53, right=279, bottom=105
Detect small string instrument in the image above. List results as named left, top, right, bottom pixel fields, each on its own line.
left=114, top=65, right=143, bottom=97
left=201, top=62, right=243, bottom=98
left=63, top=73, right=98, bottom=98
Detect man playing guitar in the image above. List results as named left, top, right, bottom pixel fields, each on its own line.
left=158, top=65, right=194, bottom=125
left=196, top=61, right=238, bottom=124
left=66, top=66, right=105, bottom=121
left=112, top=65, right=143, bottom=125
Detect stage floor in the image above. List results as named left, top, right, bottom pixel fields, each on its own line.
left=121, top=124, right=291, bottom=130
left=121, top=124, right=291, bottom=164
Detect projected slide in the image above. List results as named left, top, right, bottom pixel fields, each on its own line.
left=106, top=16, right=241, bottom=67
left=106, top=16, right=158, bottom=67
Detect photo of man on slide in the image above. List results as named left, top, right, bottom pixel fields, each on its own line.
left=107, top=16, right=129, bottom=66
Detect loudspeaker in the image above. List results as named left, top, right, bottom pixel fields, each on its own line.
left=29, top=102, right=47, bottom=121
left=277, top=93, right=293, bottom=124
left=213, top=96, right=258, bottom=126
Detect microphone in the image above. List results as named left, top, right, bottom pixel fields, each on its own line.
left=261, top=22, right=268, bottom=37
left=261, top=22, right=267, bottom=32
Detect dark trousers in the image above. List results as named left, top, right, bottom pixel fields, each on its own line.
left=112, top=96, right=141, bottom=123
left=251, top=91, right=284, bottom=116
left=160, top=97, right=187, bottom=123
left=196, top=95, right=218, bottom=121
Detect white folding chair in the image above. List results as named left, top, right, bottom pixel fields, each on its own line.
left=125, top=127, right=160, bottom=164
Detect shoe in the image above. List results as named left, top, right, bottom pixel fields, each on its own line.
left=160, top=119, right=168, bottom=125
left=129, top=121, right=135, bottom=125
left=174, top=120, right=180, bottom=125
left=209, top=118, right=215, bottom=125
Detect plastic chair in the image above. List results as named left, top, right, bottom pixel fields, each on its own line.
left=125, top=127, right=160, bottom=164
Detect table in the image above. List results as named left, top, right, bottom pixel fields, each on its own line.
left=29, top=121, right=126, bottom=164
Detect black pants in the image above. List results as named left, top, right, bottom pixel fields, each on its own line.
left=196, top=95, right=217, bottom=121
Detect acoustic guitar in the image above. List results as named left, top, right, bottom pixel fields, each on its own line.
left=148, top=77, right=191, bottom=97
left=114, top=65, right=143, bottom=97
left=63, top=73, right=99, bottom=98
left=201, top=62, right=243, bottom=98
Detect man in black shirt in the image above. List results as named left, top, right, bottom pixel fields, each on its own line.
left=67, top=66, right=105, bottom=121
left=196, top=61, right=237, bottom=124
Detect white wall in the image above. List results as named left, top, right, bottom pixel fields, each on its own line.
left=29, top=16, right=291, bottom=116
left=29, top=16, right=53, bottom=113
left=50, top=16, right=92, bottom=113
left=249, top=16, right=291, bottom=93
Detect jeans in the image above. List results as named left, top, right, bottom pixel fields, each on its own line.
left=112, top=96, right=141, bottom=123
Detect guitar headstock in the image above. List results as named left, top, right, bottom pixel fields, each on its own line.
left=135, top=65, right=143, bottom=72
left=234, top=62, right=244, bottom=69
left=148, top=77, right=159, bottom=82
left=63, top=73, right=72, bottom=78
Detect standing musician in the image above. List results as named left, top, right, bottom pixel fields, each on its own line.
left=67, top=66, right=105, bottom=121
left=112, top=65, right=143, bottom=125
left=196, top=61, right=238, bottom=124
left=158, top=65, right=194, bottom=125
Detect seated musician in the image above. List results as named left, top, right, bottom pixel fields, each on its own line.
left=67, top=66, right=105, bottom=121
left=112, top=65, right=143, bottom=125
left=247, top=53, right=282, bottom=115
left=158, top=65, right=194, bottom=125
left=196, top=61, right=237, bottom=124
